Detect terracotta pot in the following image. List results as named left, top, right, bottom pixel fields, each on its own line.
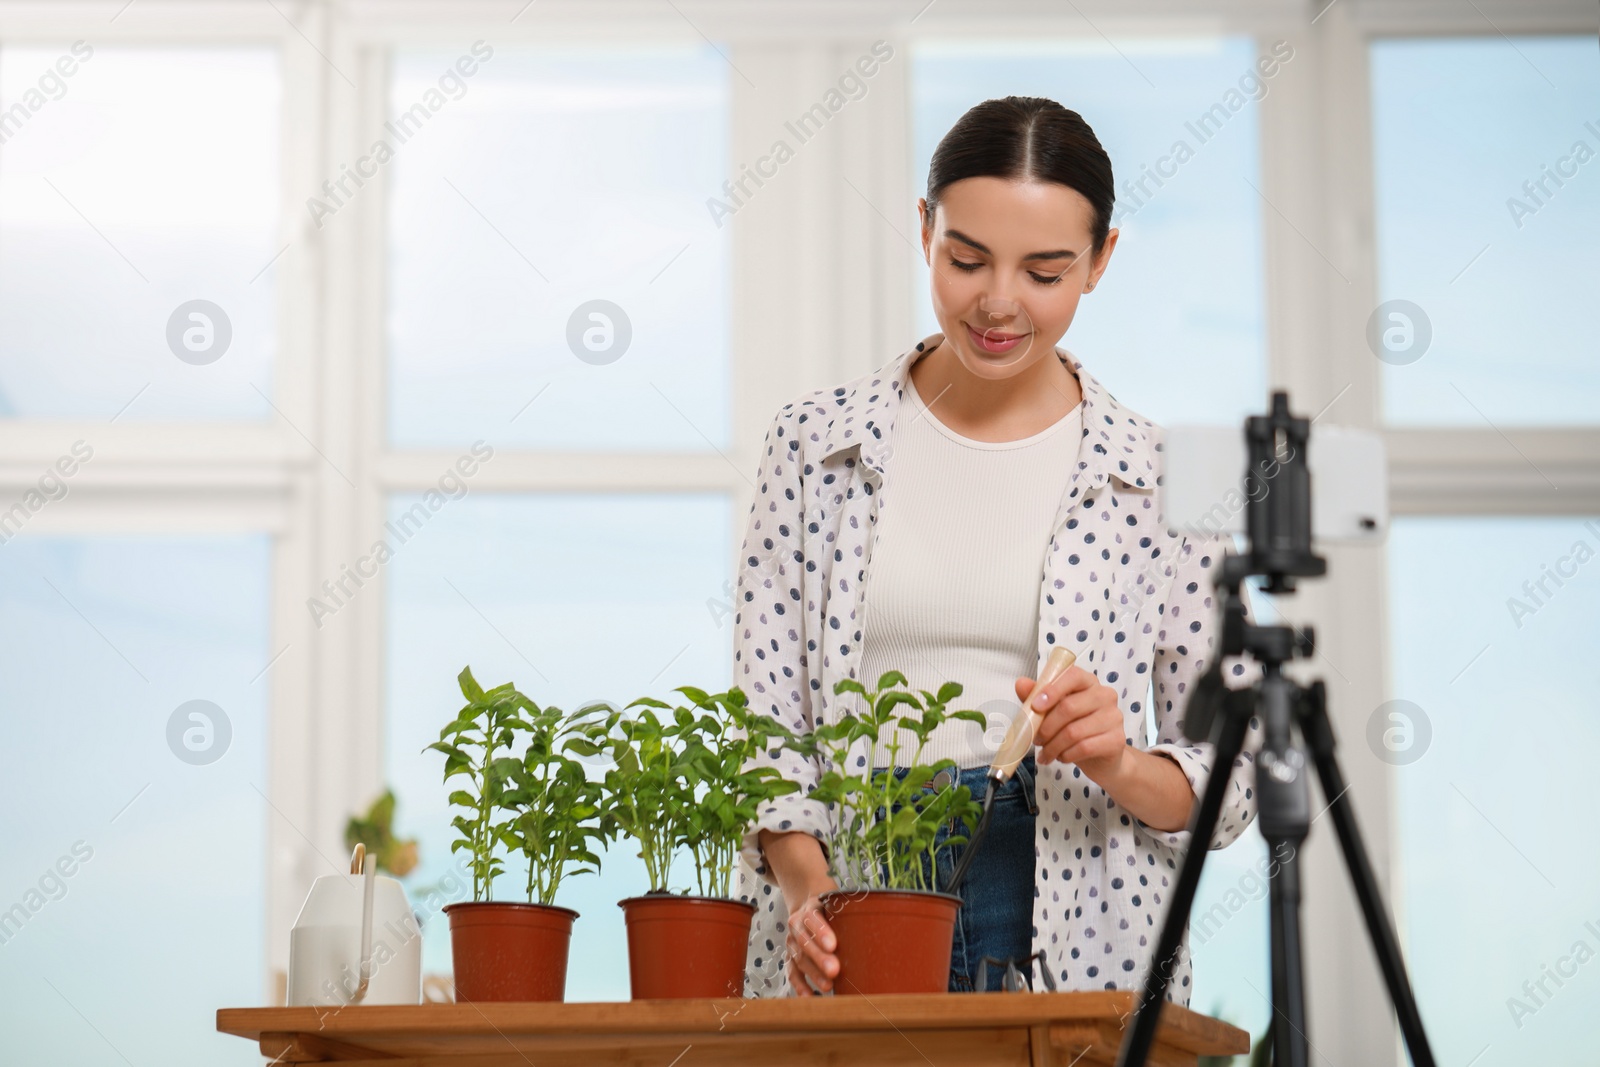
left=444, top=901, right=578, bottom=1002
left=619, top=894, right=756, bottom=1000
left=819, top=888, right=961, bottom=995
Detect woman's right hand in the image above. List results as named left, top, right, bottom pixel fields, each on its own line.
left=786, top=884, right=841, bottom=995
left=757, top=829, right=841, bottom=996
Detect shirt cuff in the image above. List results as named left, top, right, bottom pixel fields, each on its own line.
left=740, top=790, right=834, bottom=886
left=1141, top=742, right=1252, bottom=852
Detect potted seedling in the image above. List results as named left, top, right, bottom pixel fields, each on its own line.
left=577, top=686, right=799, bottom=1000
left=800, top=670, right=986, bottom=994
left=428, top=666, right=606, bottom=1002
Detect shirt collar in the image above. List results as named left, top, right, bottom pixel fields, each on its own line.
left=818, top=332, right=1159, bottom=493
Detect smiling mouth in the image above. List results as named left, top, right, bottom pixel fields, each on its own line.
left=965, top=321, right=1028, bottom=354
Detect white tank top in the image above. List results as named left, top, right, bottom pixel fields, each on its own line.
left=859, top=369, right=1084, bottom=769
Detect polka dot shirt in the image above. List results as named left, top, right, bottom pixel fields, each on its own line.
left=732, top=333, right=1265, bottom=1001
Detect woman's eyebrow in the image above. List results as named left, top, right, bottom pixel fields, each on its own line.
left=945, top=229, right=1078, bottom=261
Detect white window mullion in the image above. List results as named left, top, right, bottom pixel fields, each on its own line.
left=351, top=40, right=394, bottom=897
left=260, top=0, right=340, bottom=1001
left=1258, top=9, right=1402, bottom=1066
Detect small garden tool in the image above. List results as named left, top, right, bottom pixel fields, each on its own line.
left=943, top=647, right=1077, bottom=897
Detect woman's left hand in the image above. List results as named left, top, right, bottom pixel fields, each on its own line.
left=1014, top=666, right=1127, bottom=785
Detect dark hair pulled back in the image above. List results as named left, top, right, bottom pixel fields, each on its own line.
left=924, top=96, right=1115, bottom=253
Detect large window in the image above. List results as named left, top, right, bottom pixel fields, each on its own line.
left=0, top=535, right=270, bottom=1065
left=385, top=46, right=731, bottom=450
left=1372, top=29, right=1600, bottom=1066
left=0, top=33, right=286, bottom=1066
left=1371, top=36, right=1600, bottom=426
left=1388, top=516, right=1600, bottom=1065
left=0, top=46, right=281, bottom=420
left=1, top=8, right=1594, bottom=1067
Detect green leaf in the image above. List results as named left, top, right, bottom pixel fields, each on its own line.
left=875, top=670, right=908, bottom=691
left=679, top=685, right=713, bottom=707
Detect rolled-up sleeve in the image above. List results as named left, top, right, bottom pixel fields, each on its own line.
left=1143, top=535, right=1265, bottom=852
left=735, top=405, right=832, bottom=884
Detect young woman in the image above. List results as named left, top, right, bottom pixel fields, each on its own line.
left=732, top=97, right=1262, bottom=999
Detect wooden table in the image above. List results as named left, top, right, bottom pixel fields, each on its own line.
left=218, top=992, right=1248, bottom=1066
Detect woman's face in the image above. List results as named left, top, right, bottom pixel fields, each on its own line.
left=918, top=176, right=1117, bottom=380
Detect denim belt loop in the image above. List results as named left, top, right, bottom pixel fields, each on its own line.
left=1014, top=758, right=1039, bottom=816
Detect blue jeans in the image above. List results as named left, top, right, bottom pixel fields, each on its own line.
left=886, top=754, right=1038, bottom=992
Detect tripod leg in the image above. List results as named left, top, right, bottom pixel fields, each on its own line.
left=1300, top=682, right=1438, bottom=1067
left=1115, top=700, right=1252, bottom=1067
left=1256, top=665, right=1311, bottom=1067
left=1265, top=831, right=1309, bottom=1067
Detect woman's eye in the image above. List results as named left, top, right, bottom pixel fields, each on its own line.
left=946, top=258, right=1063, bottom=285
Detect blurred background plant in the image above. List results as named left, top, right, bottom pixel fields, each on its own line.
left=344, top=788, right=420, bottom=878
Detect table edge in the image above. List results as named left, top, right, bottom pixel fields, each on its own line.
left=218, top=991, right=1248, bottom=1055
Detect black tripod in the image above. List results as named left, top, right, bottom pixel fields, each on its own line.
left=1116, top=393, right=1437, bottom=1067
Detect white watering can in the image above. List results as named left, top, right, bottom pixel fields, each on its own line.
left=286, top=844, right=422, bottom=1007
